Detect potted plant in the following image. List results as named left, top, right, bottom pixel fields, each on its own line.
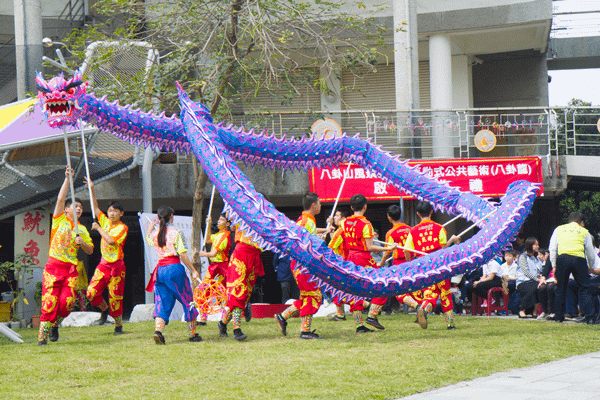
left=31, top=281, right=43, bottom=328
left=0, top=253, right=35, bottom=324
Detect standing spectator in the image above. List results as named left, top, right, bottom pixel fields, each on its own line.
left=549, top=212, right=596, bottom=323
left=516, top=237, right=544, bottom=318
left=273, top=252, right=298, bottom=303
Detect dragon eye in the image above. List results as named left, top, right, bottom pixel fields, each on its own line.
left=68, top=87, right=75, bottom=94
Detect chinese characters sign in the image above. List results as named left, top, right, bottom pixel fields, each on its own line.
left=14, top=211, right=50, bottom=267
left=310, top=157, right=543, bottom=202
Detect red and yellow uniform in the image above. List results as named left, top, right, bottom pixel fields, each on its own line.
left=403, top=219, right=454, bottom=325
left=87, top=212, right=128, bottom=318
left=290, top=212, right=322, bottom=317
left=41, top=213, right=93, bottom=323
left=341, top=216, right=387, bottom=308
left=204, top=230, right=232, bottom=284
left=225, top=230, right=264, bottom=311
left=386, top=222, right=411, bottom=265
left=328, top=227, right=347, bottom=259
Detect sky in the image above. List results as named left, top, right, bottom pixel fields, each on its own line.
left=547, top=1, right=600, bottom=106
left=548, top=69, right=600, bottom=107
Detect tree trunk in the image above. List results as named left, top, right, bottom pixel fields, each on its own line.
left=191, top=159, right=209, bottom=274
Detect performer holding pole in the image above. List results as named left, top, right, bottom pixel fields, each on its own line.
left=85, top=178, right=129, bottom=335
left=403, top=201, right=461, bottom=330
left=38, top=167, right=94, bottom=345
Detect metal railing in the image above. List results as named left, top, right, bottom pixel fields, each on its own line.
left=228, top=107, right=561, bottom=160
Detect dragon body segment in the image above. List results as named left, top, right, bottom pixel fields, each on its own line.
left=36, top=72, right=540, bottom=300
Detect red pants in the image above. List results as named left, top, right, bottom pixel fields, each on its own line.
left=226, top=243, right=263, bottom=310
left=40, top=257, right=78, bottom=323
left=291, top=260, right=322, bottom=317
left=347, top=250, right=387, bottom=307
left=205, top=261, right=229, bottom=284
left=87, top=258, right=126, bottom=318
left=397, top=289, right=424, bottom=306
left=421, top=279, right=453, bottom=313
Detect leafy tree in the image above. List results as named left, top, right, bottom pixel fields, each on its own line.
left=56, top=0, right=393, bottom=269
left=559, top=189, right=600, bottom=243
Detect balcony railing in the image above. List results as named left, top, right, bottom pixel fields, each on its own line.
left=228, top=106, right=583, bottom=160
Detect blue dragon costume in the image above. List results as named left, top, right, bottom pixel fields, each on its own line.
left=36, top=71, right=540, bottom=303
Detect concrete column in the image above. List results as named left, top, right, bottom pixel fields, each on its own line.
left=14, top=0, right=43, bottom=100
left=451, top=55, right=472, bottom=109
left=429, top=34, right=453, bottom=158
left=393, top=0, right=419, bottom=158
left=393, top=0, right=419, bottom=111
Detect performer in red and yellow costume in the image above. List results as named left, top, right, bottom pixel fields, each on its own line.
left=219, top=226, right=263, bottom=341
left=86, top=179, right=128, bottom=334
left=197, top=213, right=231, bottom=323
left=403, top=201, right=460, bottom=330
left=340, top=194, right=396, bottom=332
left=38, top=167, right=94, bottom=346
left=379, top=205, right=411, bottom=267
left=276, top=193, right=332, bottom=339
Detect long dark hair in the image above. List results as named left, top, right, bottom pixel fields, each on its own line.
left=524, top=236, right=538, bottom=257
left=157, top=205, right=174, bottom=248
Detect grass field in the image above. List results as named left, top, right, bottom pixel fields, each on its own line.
left=2, top=313, right=599, bottom=400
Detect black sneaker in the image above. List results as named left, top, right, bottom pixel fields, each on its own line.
left=447, top=325, right=457, bottom=330
left=416, top=305, right=428, bottom=329
left=189, top=333, right=203, bottom=342
left=356, top=325, right=374, bottom=333
left=37, top=340, right=47, bottom=346
left=244, top=303, right=252, bottom=323
left=365, top=317, right=385, bottom=330
left=233, top=328, right=247, bottom=341
left=114, top=325, right=124, bottom=335
left=49, top=326, right=59, bottom=342
left=198, top=321, right=207, bottom=326
left=153, top=331, right=166, bottom=345
left=564, top=312, right=578, bottom=320
left=95, top=309, right=109, bottom=325
left=217, top=321, right=228, bottom=337
left=275, top=313, right=287, bottom=336
left=300, top=330, right=323, bottom=339
left=574, top=316, right=588, bottom=323
left=328, top=315, right=347, bottom=321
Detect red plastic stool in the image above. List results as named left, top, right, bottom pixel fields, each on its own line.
left=472, top=287, right=509, bottom=316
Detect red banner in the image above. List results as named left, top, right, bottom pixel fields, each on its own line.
left=309, top=157, right=543, bottom=202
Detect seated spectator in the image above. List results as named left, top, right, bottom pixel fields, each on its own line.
left=516, top=237, right=545, bottom=318
left=471, top=257, right=503, bottom=299
left=460, top=266, right=483, bottom=306
left=536, top=248, right=556, bottom=320
left=512, top=234, right=526, bottom=254
left=501, top=250, right=520, bottom=314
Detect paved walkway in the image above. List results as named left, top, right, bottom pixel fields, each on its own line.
left=400, top=350, right=600, bottom=399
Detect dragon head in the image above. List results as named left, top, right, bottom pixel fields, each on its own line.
left=36, top=71, right=88, bottom=128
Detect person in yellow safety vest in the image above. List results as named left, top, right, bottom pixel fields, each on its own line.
left=549, top=212, right=597, bottom=324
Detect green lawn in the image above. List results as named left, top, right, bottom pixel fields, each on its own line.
left=2, top=313, right=599, bottom=400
